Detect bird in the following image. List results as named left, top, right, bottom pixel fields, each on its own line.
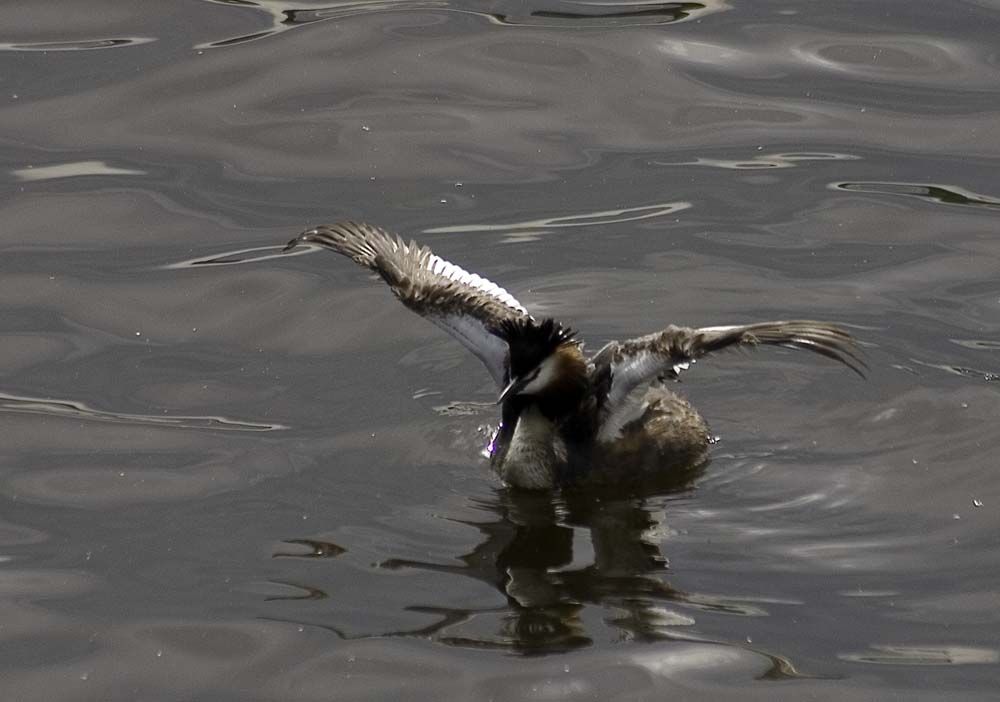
left=283, top=221, right=864, bottom=491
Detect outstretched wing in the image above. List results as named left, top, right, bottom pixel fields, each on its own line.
left=285, top=221, right=530, bottom=386
left=590, top=321, right=865, bottom=431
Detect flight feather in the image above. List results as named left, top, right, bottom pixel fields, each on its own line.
left=591, top=320, right=865, bottom=417
left=285, top=221, right=530, bottom=385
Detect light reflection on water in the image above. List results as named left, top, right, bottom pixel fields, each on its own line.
left=2, top=0, right=1000, bottom=699
left=194, top=0, right=731, bottom=49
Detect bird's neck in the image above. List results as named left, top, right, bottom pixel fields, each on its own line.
left=489, top=345, right=593, bottom=489
left=492, top=403, right=561, bottom=489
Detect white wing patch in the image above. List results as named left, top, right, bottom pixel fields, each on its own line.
left=425, top=253, right=528, bottom=315
left=597, top=382, right=649, bottom=442
left=605, top=350, right=664, bottom=410
left=291, top=222, right=533, bottom=389
left=427, top=314, right=510, bottom=386
left=600, top=348, right=694, bottom=439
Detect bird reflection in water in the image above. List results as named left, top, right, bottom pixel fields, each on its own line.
left=265, top=471, right=806, bottom=676
left=269, top=467, right=704, bottom=654
left=391, top=481, right=699, bottom=655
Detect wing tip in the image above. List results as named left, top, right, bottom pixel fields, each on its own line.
left=757, top=321, right=868, bottom=378
left=282, top=221, right=397, bottom=268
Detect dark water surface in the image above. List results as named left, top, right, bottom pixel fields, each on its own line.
left=2, top=1, right=999, bottom=699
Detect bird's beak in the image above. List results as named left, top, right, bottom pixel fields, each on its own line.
left=497, top=375, right=527, bottom=404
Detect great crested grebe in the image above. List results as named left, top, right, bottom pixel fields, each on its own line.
left=284, top=222, right=863, bottom=490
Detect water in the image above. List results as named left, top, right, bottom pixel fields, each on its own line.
left=2, top=1, right=999, bottom=699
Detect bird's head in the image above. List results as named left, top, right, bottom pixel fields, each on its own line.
left=496, top=318, right=583, bottom=405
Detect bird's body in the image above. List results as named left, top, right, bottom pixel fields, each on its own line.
left=284, top=222, right=864, bottom=491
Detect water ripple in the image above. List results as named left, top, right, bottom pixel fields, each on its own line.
left=950, top=339, right=1000, bottom=350
left=497, top=1, right=725, bottom=27
left=11, top=160, right=146, bottom=182
left=658, top=151, right=860, bottom=170
left=0, top=391, right=286, bottom=431
left=794, top=36, right=975, bottom=84
left=272, top=538, right=347, bottom=558
left=659, top=30, right=994, bottom=88
left=163, top=244, right=308, bottom=269
left=0, top=37, right=154, bottom=52
left=907, top=358, right=1000, bottom=383
left=196, top=1, right=729, bottom=48
left=423, top=200, right=691, bottom=235
left=832, top=181, right=1000, bottom=209
left=839, top=645, right=999, bottom=666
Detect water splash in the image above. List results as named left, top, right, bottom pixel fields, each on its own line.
left=432, top=400, right=494, bottom=417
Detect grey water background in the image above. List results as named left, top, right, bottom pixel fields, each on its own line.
left=2, top=0, right=999, bottom=699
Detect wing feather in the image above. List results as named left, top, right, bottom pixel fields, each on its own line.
left=285, top=221, right=529, bottom=385
left=592, top=320, right=865, bottom=417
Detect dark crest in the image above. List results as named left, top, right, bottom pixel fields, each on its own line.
left=496, top=318, right=576, bottom=377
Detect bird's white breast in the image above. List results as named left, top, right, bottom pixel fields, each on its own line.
left=495, top=405, right=564, bottom=490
